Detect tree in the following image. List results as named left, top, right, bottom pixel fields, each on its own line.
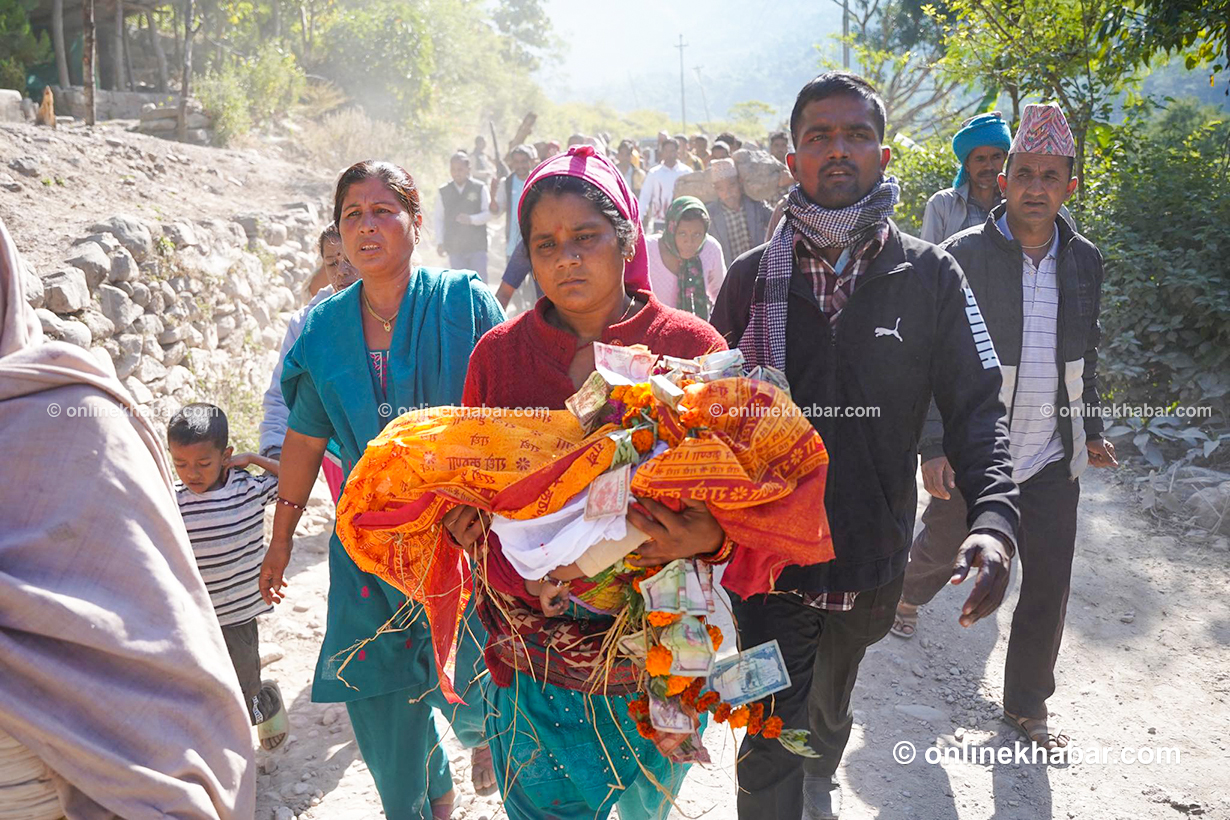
left=321, top=0, right=434, bottom=122
left=0, top=0, right=51, bottom=92
left=492, top=0, right=553, bottom=70
left=728, top=100, right=776, bottom=136
left=823, top=0, right=967, bottom=138
left=83, top=0, right=95, bottom=124
left=178, top=0, right=203, bottom=141
left=1101, top=1, right=1229, bottom=92
left=928, top=0, right=1152, bottom=183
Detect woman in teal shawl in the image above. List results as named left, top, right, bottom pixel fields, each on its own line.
left=261, top=161, right=505, bottom=819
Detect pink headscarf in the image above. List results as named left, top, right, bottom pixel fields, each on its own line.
left=517, top=144, right=651, bottom=292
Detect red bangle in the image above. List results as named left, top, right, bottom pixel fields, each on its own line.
left=277, top=497, right=307, bottom=511
left=702, top=534, right=736, bottom=565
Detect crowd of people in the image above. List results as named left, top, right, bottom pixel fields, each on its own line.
left=0, top=69, right=1116, bottom=820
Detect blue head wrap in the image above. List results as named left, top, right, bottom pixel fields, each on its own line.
left=951, top=113, right=1012, bottom=189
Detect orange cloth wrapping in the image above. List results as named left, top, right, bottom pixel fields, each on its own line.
left=337, top=379, right=832, bottom=700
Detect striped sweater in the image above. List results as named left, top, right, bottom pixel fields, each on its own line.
left=176, top=468, right=278, bottom=626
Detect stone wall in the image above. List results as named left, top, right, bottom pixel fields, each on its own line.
left=22, top=202, right=327, bottom=442
left=51, top=86, right=182, bottom=122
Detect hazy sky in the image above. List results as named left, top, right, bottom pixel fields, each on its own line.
left=535, top=0, right=842, bottom=123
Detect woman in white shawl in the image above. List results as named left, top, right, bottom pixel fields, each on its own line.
left=0, top=219, right=254, bottom=819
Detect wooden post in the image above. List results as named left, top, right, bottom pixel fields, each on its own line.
left=83, top=0, right=96, bottom=125
left=113, top=0, right=124, bottom=90
left=147, top=12, right=169, bottom=92
left=177, top=0, right=200, bottom=141
left=52, top=0, right=70, bottom=88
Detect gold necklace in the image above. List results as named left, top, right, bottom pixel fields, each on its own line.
left=363, top=292, right=398, bottom=332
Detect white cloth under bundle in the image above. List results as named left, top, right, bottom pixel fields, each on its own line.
left=491, top=488, right=629, bottom=580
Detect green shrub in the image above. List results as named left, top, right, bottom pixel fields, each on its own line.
left=196, top=65, right=252, bottom=145
left=1075, top=103, right=1230, bottom=425
left=0, top=0, right=49, bottom=93
left=197, top=44, right=305, bottom=145
left=890, top=135, right=957, bottom=236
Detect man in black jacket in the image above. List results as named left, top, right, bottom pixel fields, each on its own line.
left=710, top=72, right=1020, bottom=820
left=894, top=103, right=1117, bottom=752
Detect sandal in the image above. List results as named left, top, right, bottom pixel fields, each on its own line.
left=1003, top=710, right=1070, bottom=751
left=471, top=744, right=498, bottom=796
left=256, top=680, right=289, bottom=751
left=890, top=601, right=919, bottom=639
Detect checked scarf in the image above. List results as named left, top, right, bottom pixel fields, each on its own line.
left=738, top=177, right=900, bottom=369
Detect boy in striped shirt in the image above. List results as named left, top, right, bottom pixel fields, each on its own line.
left=168, top=402, right=289, bottom=750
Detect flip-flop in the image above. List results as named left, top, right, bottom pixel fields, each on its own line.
left=1003, top=711, right=1070, bottom=750
left=256, top=680, right=289, bottom=751
left=471, top=744, right=498, bottom=797
left=890, top=602, right=919, bottom=639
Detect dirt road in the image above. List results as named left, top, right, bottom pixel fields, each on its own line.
left=254, top=469, right=1230, bottom=820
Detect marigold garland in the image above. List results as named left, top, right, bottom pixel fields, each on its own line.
left=627, top=698, right=649, bottom=721
left=631, top=427, right=655, bottom=454
left=645, top=645, right=673, bottom=677
left=707, top=625, right=723, bottom=651
left=636, top=722, right=658, bottom=740
left=728, top=706, right=751, bottom=729
left=714, top=702, right=732, bottom=723
left=696, top=691, right=720, bottom=711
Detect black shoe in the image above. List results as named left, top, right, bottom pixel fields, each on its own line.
left=802, top=775, right=841, bottom=820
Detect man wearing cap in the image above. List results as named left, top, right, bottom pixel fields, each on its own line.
left=706, top=158, right=772, bottom=263
left=920, top=112, right=1011, bottom=244
left=897, top=103, right=1116, bottom=752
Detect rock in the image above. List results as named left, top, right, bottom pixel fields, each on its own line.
left=133, top=357, right=168, bottom=383
left=58, top=320, right=92, bottom=348
left=259, top=758, right=279, bottom=775
left=147, top=289, right=166, bottom=314
left=264, top=222, right=288, bottom=246
left=142, top=336, right=165, bottom=363
left=293, top=782, right=309, bottom=796
left=66, top=243, right=112, bottom=291
left=123, top=376, right=154, bottom=404
left=672, top=170, right=715, bottom=204
left=116, top=334, right=143, bottom=357
left=113, top=281, right=136, bottom=297
left=215, top=314, right=238, bottom=341
left=159, top=324, right=192, bottom=345
left=72, top=233, right=122, bottom=256
left=894, top=704, right=947, bottom=723
left=733, top=148, right=792, bottom=201
left=79, top=309, right=115, bottom=340
left=42, top=268, right=91, bottom=313
left=320, top=706, right=342, bottom=726
left=21, top=260, right=43, bottom=309
left=162, top=340, right=189, bottom=368
left=164, top=365, right=193, bottom=394
left=132, top=314, right=164, bottom=336
left=89, top=215, right=155, bottom=263
left=1120, top=612, right=1136, bottom=624
left=108, top=249, right=139, bottom=283
left=274, top=805, right=295, bottom=820
left=113, top=353, right=140, bottom=380
left=98, top=284, right=144, bottom=330
left=162, top=221, right=198, bottom=249
left=8, top=156, right=39, bottom=177
left=292, top=602, right=310, bottom=613
left=0, top=171, right=22, bottom=192
left=35, top=309, right=65, bottom=339
left=260, top=644, right=285, bottom=668
left=235, top=214, right=262, bottom=240
left=130, top=281, right=151, bottom=308
left=911, top=663, right=926, bottom=679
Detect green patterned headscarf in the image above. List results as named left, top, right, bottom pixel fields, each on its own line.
left=660, top=196, right=711, bottom=320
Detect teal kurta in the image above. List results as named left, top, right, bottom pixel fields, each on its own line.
left=281, top=267, right=504, bottom=703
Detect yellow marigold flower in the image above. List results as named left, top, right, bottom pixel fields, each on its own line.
left=646, top=611, right=681, bottom=627
left=707, top=625, right=723, bottom=651
left=728, top=705, right=750, bottom=729
left=665, top=675, right=691, bottom=696
left=646, top=645, right=673, bottom=677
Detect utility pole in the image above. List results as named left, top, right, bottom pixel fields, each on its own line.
left=692, top=66, right=711, bottom=127
left=675, top=34, right=687, bottom=132
left=843, top=0, right=850, bottom=68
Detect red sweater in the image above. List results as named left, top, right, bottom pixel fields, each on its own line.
left=463, top=290, right=727, bottom=410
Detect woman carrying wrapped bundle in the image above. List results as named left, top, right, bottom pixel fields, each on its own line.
left=451, top=145, right=731, bottom=820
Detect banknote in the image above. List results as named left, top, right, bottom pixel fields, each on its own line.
left=775, top=728, right=820, bottom=758
left=666, top=732, right=713, bottom=765
left=640, top=559, right=711, bottom=615
left=682, top=560, right=715, bottom=615
left=650, top=374, right=685, bottom=410
left=649, top=691, right=696, bottom=734
left=565, top=370, right=612, bottom=431
left=710, top=639, right=791, bottom=708
left=617, top=628, right=649, bottom=663
left=660, top=615, right=716, bottom=676
left=593, top=341, right=658, bottom=385
left=698, top=348, right=745, bottom=375
left=585, top=464, right=630, bottom=520
left=660, top=355, right=702, bottom=375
